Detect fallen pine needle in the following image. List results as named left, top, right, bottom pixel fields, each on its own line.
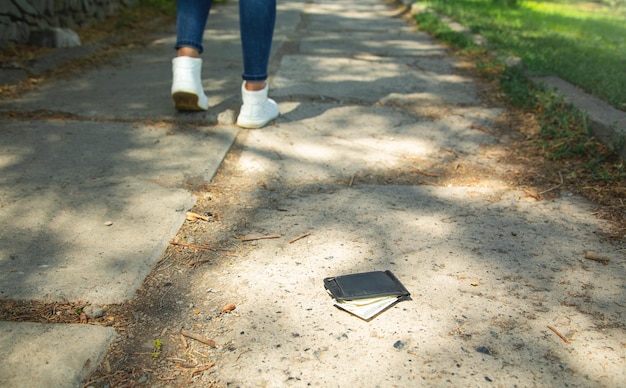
left=181, top=329, right=217, bottom=348
left=415, top=169, right=439, bottom=178
left=192, top=349, right=210, bottom=359
left=547, top=325, right=569, bottom=343
left=239, top=234, right=280, bottom=242
left=180, top=333, right=188, bottom=349
left=82, top=372, right=118, bottom=385
left=175, top=362, right=199, bottom=369
left=471, top=124, right=492, bottom=134
left=186, top=212, right=210, bottom=222
left=236, top=348, right=250, bottom=361
left=289, top=232, right=311, bottom=244
left=169, top=241, right=232, bottom=252
left=191, top=362, right=215, bottom=375
left=584, top=252, right=610, bottom=265
left=539, top=171, right=563, bottom=195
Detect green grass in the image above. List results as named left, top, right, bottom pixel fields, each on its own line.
left=413, top=4, right=623, bottom=183
left=416, top=0, right=626, bottom=111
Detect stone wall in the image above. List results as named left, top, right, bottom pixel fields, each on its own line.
left=0, top=0, right=137, bottom=48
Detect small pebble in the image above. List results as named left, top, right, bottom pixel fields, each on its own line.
left=104, top=221, right=113, bottom=226
left=393, top=340, right=407, bottom=350
left=84, top=305, right=106, bottom=319
left=476, top=346, right=492, bottom=355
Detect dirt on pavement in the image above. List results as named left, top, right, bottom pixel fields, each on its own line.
left=0, top=1, right=624, bottom=387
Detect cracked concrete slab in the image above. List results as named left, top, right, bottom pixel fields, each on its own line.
left=0, top=120, right=236, bottom=303
left=0, top=321, right=116, bottom=388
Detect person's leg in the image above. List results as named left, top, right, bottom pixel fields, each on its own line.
left=175, top=0, right=212, bottom=56
left=171, top=0, right=213, bottom=111
left=236, top=0, right=279, bottom=128
left=240, top=0, right=276, bottom=87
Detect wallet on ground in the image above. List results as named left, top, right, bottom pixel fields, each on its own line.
left=323, top=270, right=410, bottom=301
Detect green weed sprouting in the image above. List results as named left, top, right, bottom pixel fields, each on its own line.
left=152, top=338, right=163, bottom=358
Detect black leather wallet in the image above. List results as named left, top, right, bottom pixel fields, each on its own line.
left=323, top=270, right=410, bottom=301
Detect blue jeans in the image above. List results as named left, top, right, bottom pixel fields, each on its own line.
left=175, top=0, right=276, bottom=82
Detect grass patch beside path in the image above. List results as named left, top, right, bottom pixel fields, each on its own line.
left=416, top=0, right=626, bottom=111
left=415, top=8, right=623, bottom=180
left=412, top=1, right=625, bottom=237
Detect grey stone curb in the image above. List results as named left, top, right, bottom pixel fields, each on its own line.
left=404, top=1, right=626, bottom=160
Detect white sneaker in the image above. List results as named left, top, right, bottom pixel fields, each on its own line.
left=171, top=56, right=209, bottom=111
left=236, top=82, right=279, bottom=128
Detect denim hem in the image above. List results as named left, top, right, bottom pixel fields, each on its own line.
left=175, top=40, right=204, bottom=54
left=242, top=73, right=268, bottom=82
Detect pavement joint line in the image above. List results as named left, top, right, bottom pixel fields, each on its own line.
left=0, top=110, right=212, bottom=126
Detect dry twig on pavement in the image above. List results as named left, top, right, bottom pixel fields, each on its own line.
left=584, top=251, right=610, bottom=265
left=289, top=232, right=312, bottom=243
left=239, top=234, right=281, bottom=242
left=180, top=329, right=217, bottom=348
left=547, top=325, right=569, bottom=343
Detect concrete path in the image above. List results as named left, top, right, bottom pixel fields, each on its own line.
left=0, top=0, right=624, bottom=387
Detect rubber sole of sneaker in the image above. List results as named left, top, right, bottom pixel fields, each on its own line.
left=172, top=92, right=206, bottom=111
left=236, top=113, right=279, bottom=129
